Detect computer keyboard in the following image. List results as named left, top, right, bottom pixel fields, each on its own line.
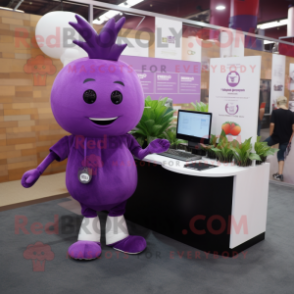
left=158, top=149, right=202, bottom=162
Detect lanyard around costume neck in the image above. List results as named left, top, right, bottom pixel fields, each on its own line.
left=84, top=138, right=87, bottom=163
left=78, top=138, right=92, bottom=184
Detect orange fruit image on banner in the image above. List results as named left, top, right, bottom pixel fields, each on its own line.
left=222, top=122, right=241, bottom=136
left=222, top=122, right=231, bottom=135
left=231, top=125, right=241, bottom=136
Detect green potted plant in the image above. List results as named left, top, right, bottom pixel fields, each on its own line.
left=230, top=137, right=261, bottom=167
left=254, top=136, right=279, bottom=165
left=164, top=127, right=187, bottom=149
left=130, top=96, right=174, bottom=147
left=191, top=101, right=209, bottom=112
left=200, top=134, right=218, bottom=159
left=212, top=142, right=234, bottom=163
left=211, top=131, right=236, bottom=163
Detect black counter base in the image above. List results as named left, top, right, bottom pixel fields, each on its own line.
left=125, top=160, right=265, bottom=257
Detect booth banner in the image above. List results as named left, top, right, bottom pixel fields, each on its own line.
left=270, top=55, right=286, bottom=113
left=117, top=37, right=149, bottom=58
left=289, top=63, right=294, bottom=112
left=182, top=36, right=202, bottom=62
left=120, top=56, right=201, bottom=104
left=208, top=56, right=261, bottom=144
left=155, top=17, right=182, bottom=60
left=220, top=30, right=245, bottom=58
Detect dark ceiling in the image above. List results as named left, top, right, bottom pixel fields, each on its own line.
left=0, top=0, right=290, bottom=22
left=0, top=0, right=211, bottom=26
left=0, top=0, right=291, bottom=38
left=0, top=0, right=211, bottom=20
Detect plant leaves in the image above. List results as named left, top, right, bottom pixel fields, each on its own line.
left=144, top=119, right=155, bottom=133
left=255, top=138, right=279, bottom=158
left=135, top=136, right=145, bottom=147
left=131, top=96, right=174, bottom=146
left=249, top=153, right=261, bottom=161
left=191, top=101, right=209, bottom=112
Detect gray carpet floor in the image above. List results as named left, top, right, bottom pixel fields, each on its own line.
left=0, top=182, right=293, bottom=294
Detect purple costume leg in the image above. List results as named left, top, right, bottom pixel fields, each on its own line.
left=107, top=236, right=147, bottom=254
left=68, top=206, right=101, bottom=260
left=81, top=205, right=98, bottom=218
left=68, top=241, right=101, bottom=260
left=68, top=200, right=146, bottom=259
left=108, top=201, right=127, bottom=217
left=106, top=201, right=147, bottom=254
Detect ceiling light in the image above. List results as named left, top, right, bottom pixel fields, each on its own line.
left=94, top=10, right=123, bottom=24
left=94, top=0, right=144, bottom=25
left=257, top=19, right=288, bottom=30
left=118, top=0, right=144, bottom=8
left=263, top=40, right=275, bottom=44
left=0, top=6, right=24, bottom=13
left=216, top=5, right=226, bottom=10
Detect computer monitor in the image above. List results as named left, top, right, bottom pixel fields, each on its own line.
left=176, top=110, right=212, bottom=147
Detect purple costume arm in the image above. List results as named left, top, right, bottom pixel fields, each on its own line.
left=126, top=134, right=170, bottom=160
left=21, top=152, right=57, bottom=188
left=37, top=152, right=57, bottom=174
left=21, top=136, right=72, bottom=188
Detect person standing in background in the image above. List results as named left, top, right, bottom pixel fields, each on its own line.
left=258, top=103, right=265, bottom=136
left=264, top=96, right=294, bottom=181
left=257, top=81, right=268, bottom=136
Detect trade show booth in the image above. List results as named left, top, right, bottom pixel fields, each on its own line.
left=0, top=0, right=294, bottom=258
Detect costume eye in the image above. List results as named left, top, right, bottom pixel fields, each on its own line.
left=83, top=89, right=97, bottom=104
left=111, top=91, right=123, bottom=105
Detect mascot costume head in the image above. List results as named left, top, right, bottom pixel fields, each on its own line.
left=51, top=16, right=144, bottom=137
left=22, top=15, right=169, bottom=260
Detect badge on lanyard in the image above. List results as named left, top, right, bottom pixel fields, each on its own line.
left=78, top=167, right=92, bottom=184
left=78, top=138, right=92, bottom=184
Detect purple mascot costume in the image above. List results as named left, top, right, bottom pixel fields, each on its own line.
left=21, top=16, right=170, bottom=260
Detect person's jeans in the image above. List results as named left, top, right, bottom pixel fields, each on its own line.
left=257, top=120, right=261, bottom=136
left=264, top=137, right=287, bottom=162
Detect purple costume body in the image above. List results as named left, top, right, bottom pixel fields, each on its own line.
left=50, top=134, right=144, bottom=217
left=21, top=15, right=170, bottom=259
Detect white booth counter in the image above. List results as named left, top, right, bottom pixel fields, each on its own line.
left=125, top=154, right=270, bottom=257
left=143, top=154, right=268, bottom=177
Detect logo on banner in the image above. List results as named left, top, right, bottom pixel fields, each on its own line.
left=138, top=73, right=147, bottom=79
left=274, top=85, right=283, bottom=91
left=187, top=42, right=196, bottom=55
left=225, top=103, right=239, bottom=115
left=162, top=36, right=175, bottom=44
left=188, top=50, right=196, bottom=55
left=226, top=71, right=240, bottom=87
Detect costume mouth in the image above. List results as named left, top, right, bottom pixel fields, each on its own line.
left=89, top=117, right=118, bottom=126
